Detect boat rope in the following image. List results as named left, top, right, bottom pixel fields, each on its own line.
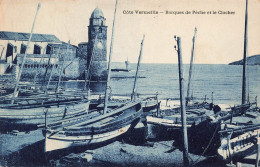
left=33, top=47, right=46, bottom=84
left=190, top=122, right=219, bottom=166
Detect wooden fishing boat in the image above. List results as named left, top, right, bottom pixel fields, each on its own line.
left=45, top=101, right=142, bottom=152
left=184, top=103, right=257, bottom=156
left=218, top=122, right=260, bottom=161
left=147, top=102, right=214, bottom=129
left=146, top=28, right=218, bottom=138
left=216, top=105, right=260, bottom=161
left=91, top=94, right=159, bottom=112
left=146, top=100, right=217, bottom=140
left=0, top=97, right=90, bottom=124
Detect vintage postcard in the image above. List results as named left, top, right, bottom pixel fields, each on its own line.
left=0, top=0, right=260, bottom=166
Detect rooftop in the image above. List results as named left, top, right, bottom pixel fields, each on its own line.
left=91, top=7, right=104, bottom=18
left=0, top=31, right=61, bottom=43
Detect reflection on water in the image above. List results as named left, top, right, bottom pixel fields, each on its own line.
left=60, top=81, right=106, bottom=94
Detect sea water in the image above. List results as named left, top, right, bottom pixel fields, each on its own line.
left=62, top=63, right=260, bottom=106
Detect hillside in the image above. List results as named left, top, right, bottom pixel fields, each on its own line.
left=229, top=54, right=260, bottom=65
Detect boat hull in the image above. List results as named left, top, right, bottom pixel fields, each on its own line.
left=45, top=102, right=142, bottom=152
left=218, top=128, right=260, bottom=161
left=45, top=124, right=131, bottom=152
left=0, top=100, right=90, bottom=132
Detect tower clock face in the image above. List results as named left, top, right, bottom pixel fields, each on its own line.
left=97, top=42, right=103, bottom=50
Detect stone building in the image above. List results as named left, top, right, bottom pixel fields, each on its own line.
left=78, top=7, right=108, bottom=81
left=0, top=31, right=80, bottom=82
left=0, top=7, right=108, bottom=82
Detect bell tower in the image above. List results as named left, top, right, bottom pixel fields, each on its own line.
left=87, top=7, right=107, bottom=81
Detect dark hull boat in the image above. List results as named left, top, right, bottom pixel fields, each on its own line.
left=44, top=101, right=142, bottom=152
left=186, top=103, right=259, bottom=159
left=195, top=0, right=260, bottom=162
left=146, top=101, right=216, bottom=139
left=142, top=96, right=159, bottom=113
left=91, top=95, right=159, bottom=113
left=147, top=101, right=214, bottom=128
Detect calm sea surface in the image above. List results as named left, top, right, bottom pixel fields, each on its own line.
left=62, top=63, right=260, bottom=106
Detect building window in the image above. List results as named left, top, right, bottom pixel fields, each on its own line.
left=20, top=44, right=27, bottom=54
left=33, top=44, right=41, bottom=54
left=46, top=45, right=52, bottom=54
left=6, top=43, right=13, bottom=61
left=99, top=27, right=102, bottom=33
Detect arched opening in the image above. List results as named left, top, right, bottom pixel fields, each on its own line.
left=33, top=44, right=41, bottom=54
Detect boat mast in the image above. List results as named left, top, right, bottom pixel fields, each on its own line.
left=131, top=35, right=145, bottom=101
left=103, top=0, right=118, bottom=114
left=242, top=0, right=248, bottom=104
left=175, top=36, right=189, bottom=166
left=11, top=3, right=41, bottom=104
left=186, top=27, right=197, bottom=105
left=56, top=41, right=70, bottom=93
left=47, top=47, right=61, bottom=90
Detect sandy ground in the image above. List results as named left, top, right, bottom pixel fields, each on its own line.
left=0, top=126, right=258, bottom=167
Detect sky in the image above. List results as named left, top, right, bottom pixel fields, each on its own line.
left=0, top=0, right=260, bottom=64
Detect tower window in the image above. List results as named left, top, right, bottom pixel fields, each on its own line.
left=99, top=27, right=102, bottom=33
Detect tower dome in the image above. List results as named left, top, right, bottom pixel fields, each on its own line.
left=91, top=7, right=104, bottom=18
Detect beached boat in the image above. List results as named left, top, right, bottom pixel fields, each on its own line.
left=147, top=101, right=214, bottom=129
left=45, top=101, right=142, bottom=152
left=189, top=1, right=260, bottom=162
left=91, top=94, right=159, bottom=113
left=0, top=97, right=89, bottom=124
left=146, top=28, right=217, bottom=138
left=218, top=112, right=260, bottom=161
left=216, top=0, right=260, bottom=162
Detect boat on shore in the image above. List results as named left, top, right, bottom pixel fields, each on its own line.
left=188, top=1, right=260, bottom=162
left=44, top=101, right=142, bottom=152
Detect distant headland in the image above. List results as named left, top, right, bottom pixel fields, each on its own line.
left=229, top=54, right=260, bottom=65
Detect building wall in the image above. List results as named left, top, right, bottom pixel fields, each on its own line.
left=0, top=39, right=81, bottom=81
left=78, top=43, right=88, bottom=79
